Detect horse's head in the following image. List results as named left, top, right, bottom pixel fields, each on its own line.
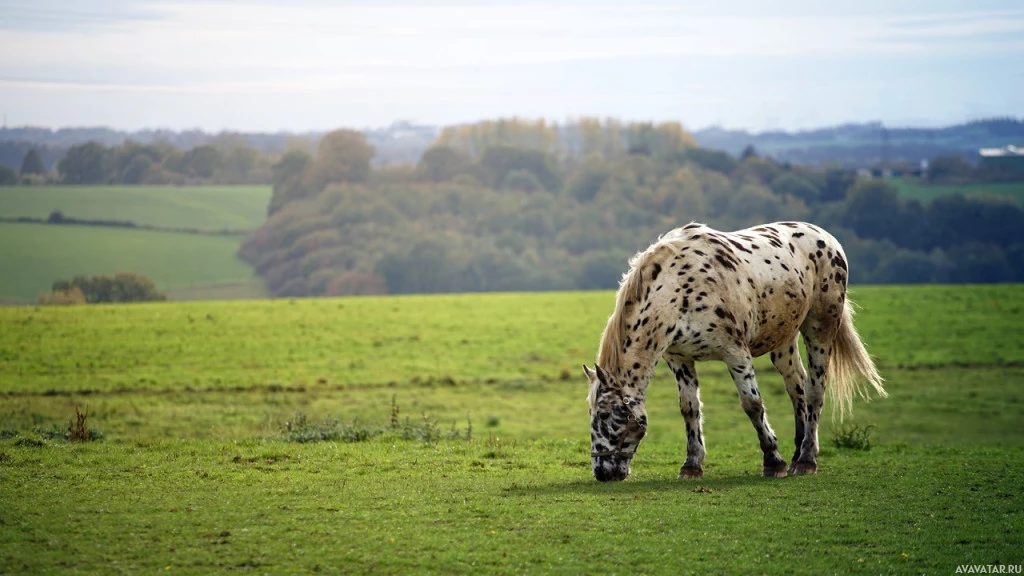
left=583, top=364, right=648, bottom=482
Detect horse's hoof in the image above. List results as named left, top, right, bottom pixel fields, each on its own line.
left=678, top=465, right=704, bottom=479
left=788, top=461, right=817, bottom=475
left=763, top=463, right=788, bottom=478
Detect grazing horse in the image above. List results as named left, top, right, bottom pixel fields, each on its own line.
left=583, top=221, right=886, bottom=481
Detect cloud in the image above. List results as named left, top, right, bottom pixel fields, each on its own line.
left=0, top=0, right=1021, bottom=129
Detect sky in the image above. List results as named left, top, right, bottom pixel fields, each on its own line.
left=0, top=0, right=1022, bottom=133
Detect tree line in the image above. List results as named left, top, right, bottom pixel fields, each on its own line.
left=0, top=135, right=289, bottom=186
left=238, top=118, right=1024, bottom=297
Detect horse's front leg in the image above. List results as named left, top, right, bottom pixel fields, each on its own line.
left=725, top=348, right=787, bottom=478
left=664, top=354, right=705, bottom=478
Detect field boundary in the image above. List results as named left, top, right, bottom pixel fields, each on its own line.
left=5, top=362, right=1021, bottom=398
left=0, top=216, right=251, bottom=236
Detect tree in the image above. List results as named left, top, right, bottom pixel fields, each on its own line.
left=927, top=155, right=974, bottom=184
left=122, top=156, right=153, bottom=184
left=179, top=145, right=223, bottom=179
left=769, top=173, right=820, bottom=203
left=479, top=145, right=560, bottom=191
left=821, top=168, right=856, bottom=202
left=302, top=129, right=375, bottom=191
left=565, top=153, right=611, bottom=202
left=417, top=145, right=473, bottom=182
left=272, top=150, right=312, bottom=188
left=58, top=142, right=110, bottom=184
left=500, top=169, right=542, bottom=192
left=0, top=165, right=16, bottom=186
left=682, top=148, right=737, bottom=175
left=19, top=149, right=46, bottom=177
left=842, top=180, right=904, bottom=240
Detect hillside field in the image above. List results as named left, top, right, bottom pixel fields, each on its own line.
left=0, top=185, right=271, bottom=230
left=892, top=178, right=1024, bottom=204
left=0, top=223, right=263, bottom=304
left=1, top=285, right=1022, bottom=574
left=0, top=185, right=270, bottom=303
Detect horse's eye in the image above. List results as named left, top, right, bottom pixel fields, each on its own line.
left=598, top=411, right=611, bottom=420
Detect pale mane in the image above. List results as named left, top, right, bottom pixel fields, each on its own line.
left=596, top=226, right=694, bottom=376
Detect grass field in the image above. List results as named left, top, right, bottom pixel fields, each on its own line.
left=0, top=223, right=263, bottom=304
left=891, top=178, right=1024, bottom=204
left=0, top=185, right=270, bottom=303
left=0, top=185, right=271, bottom=230
left=1, top=285, right=1022, bottom=574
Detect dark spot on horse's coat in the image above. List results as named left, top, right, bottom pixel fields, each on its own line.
left=651, top=263, right=662, bottom=280
left=715, top=253, right=737, bottom=271
left=632, top=362, right=640, bottom=369
left=792, top=232, right=804, bottom=238
left=816, top=240, right=826, bottom=248
left=833, top=253, right=848, bottom=271
left=727, top=238, right=752, bottom=254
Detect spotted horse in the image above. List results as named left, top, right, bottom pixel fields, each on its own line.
left=583, top=221, right=887, bottom=481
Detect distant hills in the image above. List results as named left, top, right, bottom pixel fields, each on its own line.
left=695, top=118, right=1024, bottom=167
left=2, top=118, right=1023, bottom=172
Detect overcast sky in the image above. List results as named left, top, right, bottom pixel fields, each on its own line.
left=1, top=0, right=1022, bottom=132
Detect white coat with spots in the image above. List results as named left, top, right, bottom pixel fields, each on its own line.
left=583, top=221, right=886, bottom=481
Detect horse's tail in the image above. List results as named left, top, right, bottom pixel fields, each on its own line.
left=828, top=299, right=887, bottom=421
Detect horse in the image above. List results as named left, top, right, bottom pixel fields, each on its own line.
left=582, top=221, right=886, bottom=481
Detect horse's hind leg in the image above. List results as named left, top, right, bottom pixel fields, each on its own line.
left=724, top=347, right=787, bottom=478
left=792, top=322, right=836, bottom=475
left=771, top=335, right=809, bottom=465
left=664, top=354, right=705, bottom=479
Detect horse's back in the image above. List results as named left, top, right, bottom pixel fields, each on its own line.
left=651, top=221, right=848, bottom=360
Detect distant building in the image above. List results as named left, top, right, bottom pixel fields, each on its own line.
left=979, top=145, right=1024, bottom=173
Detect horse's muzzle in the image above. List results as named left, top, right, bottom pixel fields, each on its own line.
left=592, top=455, right=631, bottom=482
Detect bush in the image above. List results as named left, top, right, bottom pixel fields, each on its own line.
left=51, top=272, right=166, bottom=304
left=831, top=423, right=875, bottom=451
left=37, top=286, right=87, bottom=306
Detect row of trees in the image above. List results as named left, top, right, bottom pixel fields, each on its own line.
left=239, top=118, right=1024, bottom=297
left=2, top=135, right=292, bottom=186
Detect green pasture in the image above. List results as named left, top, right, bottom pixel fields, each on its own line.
left=0, top=185, right=271, bottom=230
left=891, top=178, right=1024, bottom=204
left=0, top=223, right=262, bottom=304
left=1, top=286, right=1023, bottom=574
left=1, top=285, right=1019, bottom=394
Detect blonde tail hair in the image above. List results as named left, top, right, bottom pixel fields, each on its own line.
left=829, top=299, right=887, bottom=420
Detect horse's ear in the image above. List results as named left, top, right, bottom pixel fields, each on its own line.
left=594, top=364, right=610, bottom=386
left=582, top=364, right=598, bottom=383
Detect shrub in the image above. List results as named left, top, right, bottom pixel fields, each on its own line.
left=831, top=423, right=875, bottom=451
left=37, top=286, right=87, bottom=306
left=51, top=272, right=166, bottom=303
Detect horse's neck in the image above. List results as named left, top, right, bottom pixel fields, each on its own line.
left=608, top=351, right=659, bottom=398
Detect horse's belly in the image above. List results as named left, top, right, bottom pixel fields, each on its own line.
left=748, top=320, right=801, bottom=357
left=747, top=281, right=811, bottom=357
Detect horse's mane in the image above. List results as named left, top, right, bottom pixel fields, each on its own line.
left=597, top=227, right=694, bottom=376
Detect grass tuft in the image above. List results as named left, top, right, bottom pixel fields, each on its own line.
left=67, top=405, right=89, bottom=442
left=282, top=396, right=472, bottom=444
left=831, top=423, right=875, bottom=451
